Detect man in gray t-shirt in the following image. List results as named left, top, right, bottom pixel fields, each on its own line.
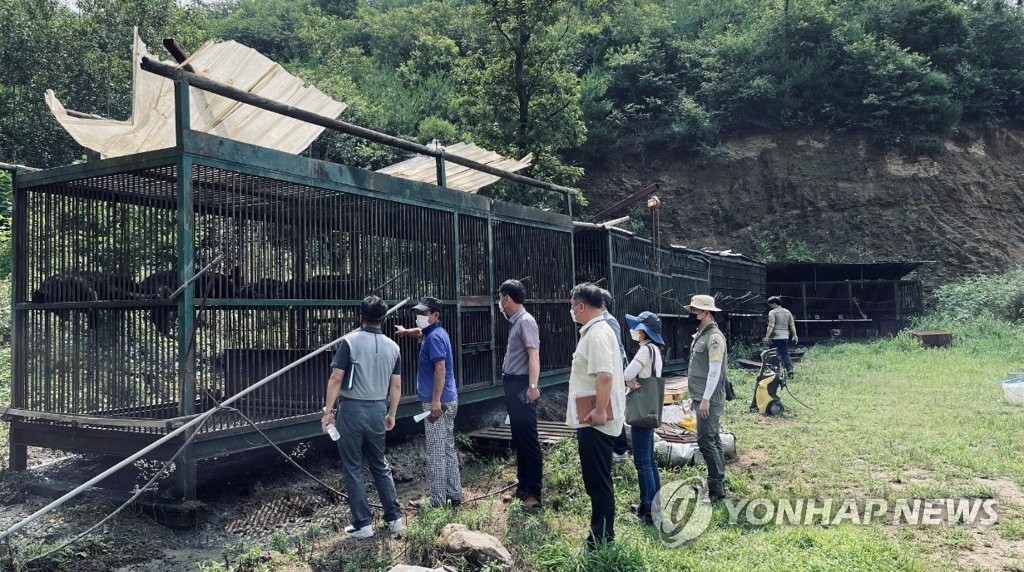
left=764, top=296, right=798, bottom=375
left=498, top=279, right=543, bottom=507
left=321, top=296, right=404, bottom=539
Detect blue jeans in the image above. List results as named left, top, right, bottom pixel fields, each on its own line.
left=336, top=399, right=401, bottom=528
left=630, top=426, right=660, bottom=511
left=771, top=339, right=794, bottom=373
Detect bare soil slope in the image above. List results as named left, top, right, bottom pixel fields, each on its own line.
left=581, top=125, right=1024, bottom=288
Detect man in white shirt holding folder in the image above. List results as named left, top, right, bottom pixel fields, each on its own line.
left=565, top=282, right=626, bottom=550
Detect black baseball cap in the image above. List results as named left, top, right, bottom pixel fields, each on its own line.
left=412, top=296, right=443, bottom=313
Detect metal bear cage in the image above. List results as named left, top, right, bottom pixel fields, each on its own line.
left=573, top=226, right=767, bottom=362
left=6, top=129, right=575, bottom=497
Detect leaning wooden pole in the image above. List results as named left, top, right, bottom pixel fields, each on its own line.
left=139, top=58, right=577, bottom=203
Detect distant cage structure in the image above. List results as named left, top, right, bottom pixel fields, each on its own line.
left=573, top=225, right=767, bottom=363
left=706, top=250, right=769, bottom=342
left=5, top=129, right=576, bottom=496
left=766, top=262, right=924, bottom=342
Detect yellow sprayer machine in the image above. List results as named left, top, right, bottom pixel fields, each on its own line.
left=749, top=347, right=787, bottom=415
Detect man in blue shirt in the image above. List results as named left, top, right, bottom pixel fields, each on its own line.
left=396, top=296, right=462, bottom=507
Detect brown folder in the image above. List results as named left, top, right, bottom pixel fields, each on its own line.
left=575, top=394, right=615, bottom=424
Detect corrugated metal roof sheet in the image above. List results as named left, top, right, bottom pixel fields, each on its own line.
left=767, top=261, right=928, bottom=282
left=377, top=142, right=532, bottom=193
left=46, top=30, right=347, bottom=159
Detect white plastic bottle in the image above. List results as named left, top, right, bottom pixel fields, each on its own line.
left=326, top=423, right=340, bottom=441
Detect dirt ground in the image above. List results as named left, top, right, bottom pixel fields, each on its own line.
left=0, top=389, right=571, bottom=571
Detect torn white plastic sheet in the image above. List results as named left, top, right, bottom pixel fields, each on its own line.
left=376, top=141, right=533, bottom=193
left=45, top=30, right=347, bottom=159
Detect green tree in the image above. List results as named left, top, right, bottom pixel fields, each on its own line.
left=455, top=0, right=586, bottom=196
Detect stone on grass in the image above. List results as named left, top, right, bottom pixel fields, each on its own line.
left=437, top=523, right=513, bottom=566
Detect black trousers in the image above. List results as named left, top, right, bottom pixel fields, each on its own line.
left=613, top=427, right=629, bottom=455
left=577, top=427, right=616, bottom=546
left=503, top=374, right=543, bottom=498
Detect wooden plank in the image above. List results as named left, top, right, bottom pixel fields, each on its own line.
left=737, top=358, right=762, bottom=370
left=468, top=420, right=577, bottom=450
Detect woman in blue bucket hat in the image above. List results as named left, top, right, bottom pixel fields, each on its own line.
left=623, top=310, right=664, bottom=526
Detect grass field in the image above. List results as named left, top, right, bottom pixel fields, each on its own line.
left=403, top=317, right=1024, bottom=572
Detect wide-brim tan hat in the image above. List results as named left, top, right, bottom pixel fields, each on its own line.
left=684, top=294, right=721, bottom=313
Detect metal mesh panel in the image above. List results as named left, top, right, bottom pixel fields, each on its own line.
left=18, top=166, right=180, bottom=427
left=459, top=216, right=489, bottom=297
left=709, top=256, right=766, bottom=315
left=767, top=279, right=922, bottom=342
left=493, top=221, right=574, bottom=372
left=189, top=164, right=457, bottom=423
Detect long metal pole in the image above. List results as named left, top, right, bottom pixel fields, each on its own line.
left=0, top=298, right=411, bottom=541
left=0, top=162, right=40, bottom=173
left=138, top=58, right=577, bottom=203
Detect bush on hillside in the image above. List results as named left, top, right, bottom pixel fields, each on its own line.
left=932, top=269, right=1024, bottom=323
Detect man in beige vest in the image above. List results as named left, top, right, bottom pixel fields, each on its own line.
left=764, top=296, right=798, bottom=376
left=685, top=294, right=728, bottom=501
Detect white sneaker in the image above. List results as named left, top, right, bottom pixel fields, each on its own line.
left=386, top=518, right=406, bottom=534
left=345, top=524, right=374, bottom=539
left=612, top=452, right=629, bottom=463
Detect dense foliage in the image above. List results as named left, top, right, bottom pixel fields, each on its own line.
left=2, top=0, right=1024, bottom=193
left=932, top=268, right=1024, bottom=323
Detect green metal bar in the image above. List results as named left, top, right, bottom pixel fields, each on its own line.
left=436, top=152, right=447, bottom=188
left=9, top=168, right=28, bottom=471
left=13, top=148, right=181, bottom=187
left=173, top=80, right=197, bottom=499
left=486, top=214, right=498, bottom=385
left=606, top=230, right=614, bottom=310
left=453, top=212, right=463, bottom=388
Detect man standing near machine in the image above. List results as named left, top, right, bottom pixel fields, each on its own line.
left=764, top=295, right=798, bottom=376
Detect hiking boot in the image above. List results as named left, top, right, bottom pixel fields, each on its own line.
left=345, top=524, right=374, bottom=539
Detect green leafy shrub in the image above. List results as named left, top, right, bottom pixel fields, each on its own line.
left=932, top=269, right=1024, bottom=324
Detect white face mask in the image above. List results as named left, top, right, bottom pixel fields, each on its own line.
left=630, top=329, right=642, bottom=342
left=415, top=315, right=430, bottom=329
left=569, top=307, right=577, bottom=323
